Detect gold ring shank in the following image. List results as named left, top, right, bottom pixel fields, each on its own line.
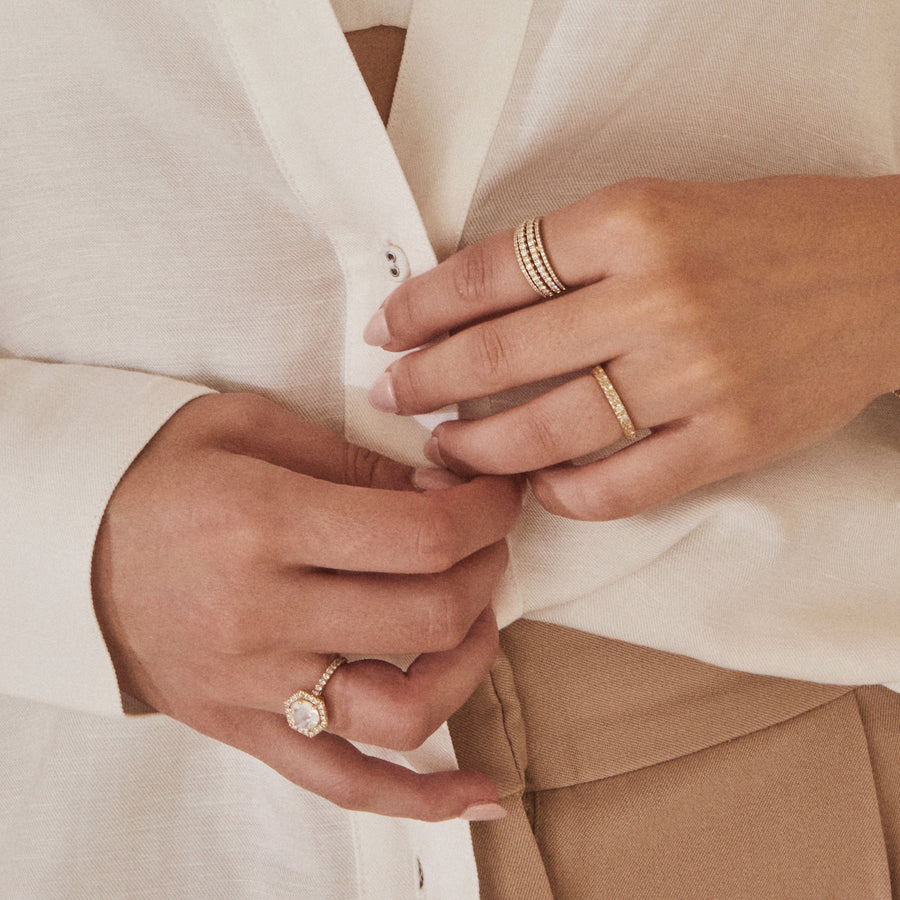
left=591, top=365, right=637, bottom=442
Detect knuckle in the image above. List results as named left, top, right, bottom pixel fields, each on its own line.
left=389, top=286, right=429, bottom=345
left=637, top=284, right=703, bottom=347
left=418, top=582, right=473, bottom=652
left=411, top=503, right=463, bottom=573
left=452, top=241, right=496, bottom=310
left=328, top=778, right=378, bottom=814
left=205, top=598, right=262, bottom=655
left=472, top=320, right=512, bottom=384
left=616, top=177, right=670, bottom=220
left=216, top=497, right=272, bottom=567
left=717, top=406, right=763, bottom=462
left=190, top=392, right=275, bottom=444
left=667, top=282, right=706, bottom=321
left=339, top=441, right=383, bottom=487
left=386, top=705, right=435, bottom=752
left=220, top=392, right=277, bottom=433
left=689, top=351, right=731, bottom=397
left=607, top=179, right=683, bottom=263
left=521, top=409, right=564, bottom=464
left=390, top=357, right=431, bottom=414
left=678, top=328, right=743, bottom=400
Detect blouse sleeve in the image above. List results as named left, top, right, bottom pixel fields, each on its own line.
left=0, top=358, right=213, bottom=716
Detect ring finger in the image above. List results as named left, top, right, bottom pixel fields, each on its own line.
left=247, top=606, right=500, bottom=752
left=427, top=361, right=674, bottom=475
left=370, top=200, right=619, bottom=355
left=378, top=281, right=631, bottom=417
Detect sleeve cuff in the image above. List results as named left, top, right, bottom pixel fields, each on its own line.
left=0, top=359, right=215, bottom=716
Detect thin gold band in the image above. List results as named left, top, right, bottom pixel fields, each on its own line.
left=591, top=365, right=637, bottom=442
left=514, top=217, right=567, bottom=299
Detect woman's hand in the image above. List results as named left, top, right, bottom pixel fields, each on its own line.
left=92, top=392, right=522, bottom=821
left=365, top=176, right=900, bottom=519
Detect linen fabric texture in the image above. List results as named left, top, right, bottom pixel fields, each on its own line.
left=2, top=0, right=899, bottom=896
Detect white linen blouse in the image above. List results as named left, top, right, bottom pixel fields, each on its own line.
left=2, top=0, right=898, bottom=896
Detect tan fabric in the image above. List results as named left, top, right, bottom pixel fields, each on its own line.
left=451, top=620, right=900, bottom=899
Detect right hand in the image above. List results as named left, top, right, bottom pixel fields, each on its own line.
left=91, top=392, right=523, bottom=821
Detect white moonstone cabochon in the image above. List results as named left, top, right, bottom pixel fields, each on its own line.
left=290, top=699, right=321, bottom=732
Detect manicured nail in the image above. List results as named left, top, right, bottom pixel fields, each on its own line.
left=424, top=435, right=445, bottom=467
left=363, top=308, right=391, bottom=347
left=459, top=802, right=506, bottom=822
left=369, top=371, right=398, bottom=413
left=412, top=467, right=466, bottom=490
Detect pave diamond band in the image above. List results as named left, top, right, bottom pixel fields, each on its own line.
left=514, top=217, right=567, bottom=299
left=591, top=365, right=637, bottom=442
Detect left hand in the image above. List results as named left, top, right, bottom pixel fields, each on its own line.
left=364, top=176, right=900, bottom=520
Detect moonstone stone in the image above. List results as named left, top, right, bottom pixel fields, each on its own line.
left=290, top=699, right=320, bottom=731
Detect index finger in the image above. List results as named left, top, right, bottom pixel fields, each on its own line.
left=255, top=459, right=524, bottom=573
left=192, top=704, right=501, bottom=822
left=242, top=713, right=502, bottom=821
left=366, top=195, right=611, bottom=352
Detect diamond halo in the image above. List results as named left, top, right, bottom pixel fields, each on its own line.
left=285, top=690, right=328, bottom=737
left=283, top=656, right=347, bottom=738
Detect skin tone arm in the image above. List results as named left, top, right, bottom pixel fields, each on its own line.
left=92, top=392, right=522, bottom=821
left=365, top=175, right=900, bottom=520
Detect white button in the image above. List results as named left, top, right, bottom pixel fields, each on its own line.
left=384, top=245, right=410, bottom=281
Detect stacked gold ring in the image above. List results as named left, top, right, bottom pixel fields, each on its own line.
left=514, top=217, right=567, bottom=299
left=514, top=216, right=638, bottom=444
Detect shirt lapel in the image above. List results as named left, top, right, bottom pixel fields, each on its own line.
left=388, top=0, right=535, bottom=259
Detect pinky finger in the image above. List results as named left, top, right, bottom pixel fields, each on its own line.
left=530, top=420, right=738, bottom=520
left=192, top=704, right=502, bottom=822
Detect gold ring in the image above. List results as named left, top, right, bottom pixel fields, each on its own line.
left=591, top=365, right=637, bottom=442
left=514, top=217, right=567, bottom=299
left=284, top=656, right=347, bottom=737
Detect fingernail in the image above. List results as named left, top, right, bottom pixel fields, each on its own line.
left=412, top=467, right=466, bottom=490
left=459, top=802, right=507, bottom=822
left=531, top=473, right=578, bottom=518
left=424, top=435, right=445, bottom=467
left=363, top=307, right=391, bottom=347
left=369, top=371, right=398, bottom=413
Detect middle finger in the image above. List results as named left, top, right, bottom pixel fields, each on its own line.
left=274, top=542, right=510, bottom=655
left=427, top=366, right=657, bottom=474
left=375, top=280, right=634, bottom=416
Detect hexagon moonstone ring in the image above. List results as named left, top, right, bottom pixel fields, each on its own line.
left=284, top=656, right=348, bottom=738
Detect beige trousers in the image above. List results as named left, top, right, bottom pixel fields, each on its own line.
left=449, top=620, right=900, bottom=899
